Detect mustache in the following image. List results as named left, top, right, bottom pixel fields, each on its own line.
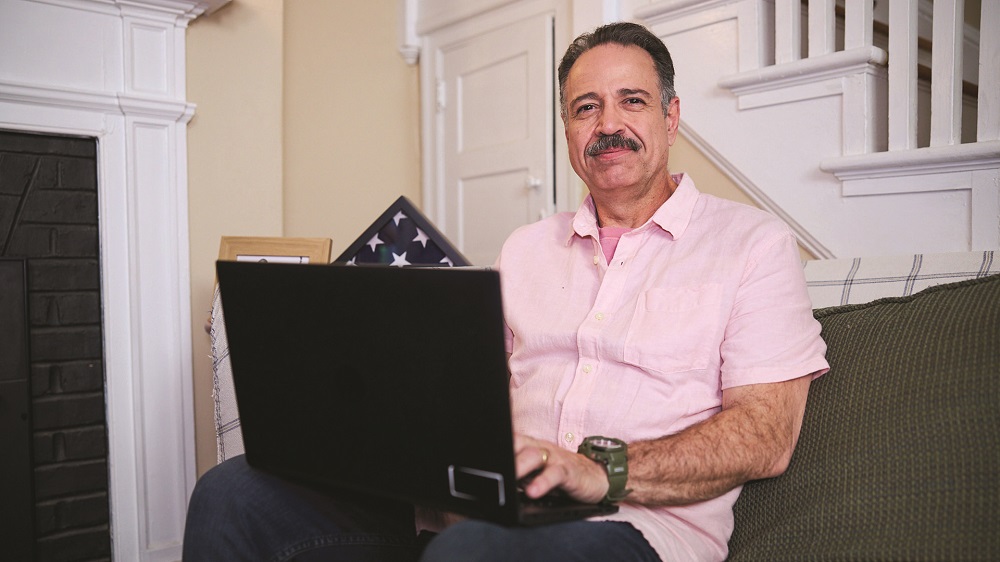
left=586, top=134, right=641, bottom=156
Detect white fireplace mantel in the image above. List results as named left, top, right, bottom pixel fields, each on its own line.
left=0, top=0, right=227, bottom=559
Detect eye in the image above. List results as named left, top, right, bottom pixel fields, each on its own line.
left=624, top=98, right=646, bottom=106
left=575, top=103, right=597, bottom=115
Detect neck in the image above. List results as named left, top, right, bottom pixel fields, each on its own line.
left=593, top=173, right=679, bottom=228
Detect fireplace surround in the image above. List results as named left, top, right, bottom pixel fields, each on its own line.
left=1, top=0, right=228, bottom=559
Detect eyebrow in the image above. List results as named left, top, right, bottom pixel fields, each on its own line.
left=569, top=92, right=600, bottom=109
left=569, top=88, right=654, bottom=109
left=619, top=88, right=653, bottom=98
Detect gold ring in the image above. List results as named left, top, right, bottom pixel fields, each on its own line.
left=540, top=449, right=549, bottom=465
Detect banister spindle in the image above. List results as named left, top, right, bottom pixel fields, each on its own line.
left=808, top=0, right=836, bottom=57
left=775, top=0, right=802, bottom=64
left=929, top=0, right=964, bottom=147
left=979, top=0, right=1000, bottom=141
left=888, top=0, right=919, bottom=151
left=843, top=0, right=874, bottom=50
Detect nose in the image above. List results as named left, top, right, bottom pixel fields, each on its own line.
left=595, top=105, right=625, bottom=136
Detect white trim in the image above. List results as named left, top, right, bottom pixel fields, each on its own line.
left=821, top=140, right=1000, bottom=181
left=0, top=0, right=226, bottom=559
left=718, top=46, right=888, bottom=105
left=634, top=0, right=736, bottom=22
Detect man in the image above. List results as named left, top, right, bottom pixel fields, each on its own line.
left=183, top=21, right=827, bottom=561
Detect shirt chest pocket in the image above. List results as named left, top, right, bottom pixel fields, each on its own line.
left=623, top=284, right=723, bottom=374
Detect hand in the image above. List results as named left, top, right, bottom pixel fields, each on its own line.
left=513, top=434, right=610, bottom=504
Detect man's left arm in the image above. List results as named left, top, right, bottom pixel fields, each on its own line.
left=517, top=374, right=813, bottom=506
left=625, top=374, right=811, bottom=505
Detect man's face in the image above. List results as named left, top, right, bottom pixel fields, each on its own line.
left=562, top=43, right=679, bottom=199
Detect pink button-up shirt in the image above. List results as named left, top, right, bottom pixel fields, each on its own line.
left=496, top=174, right=829, bottom=561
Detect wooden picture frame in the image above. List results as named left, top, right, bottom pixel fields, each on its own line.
left=333, top=196, right=470, bottom=267
left=218, top=236, right=332, bottom=265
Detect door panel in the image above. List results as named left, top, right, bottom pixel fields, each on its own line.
left=439, top=13, right=554, bottom=265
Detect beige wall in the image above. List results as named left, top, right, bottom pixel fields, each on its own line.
left=187, top=0, right=286, bottom=476
left=283, top=2, right=422, bottom=244
left=185, top=3, right=778, bottom=477
left=187, top=1, right=421, bottom=476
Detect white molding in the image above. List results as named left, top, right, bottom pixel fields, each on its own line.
left=0, top=0, right=227, bottom=559
left=415, top=0, right=519, bottom=36
left=680, top=123, right=835, bottom=258
left=0, top=79, right=123, bottom=114
left=635, top=0, right=736, bottom=22
left=718, top=46, right=888, bottom=107
left=821, top=140, right=1000, bottom=182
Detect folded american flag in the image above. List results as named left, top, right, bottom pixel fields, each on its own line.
left=334, top=196, right=469, bottom=267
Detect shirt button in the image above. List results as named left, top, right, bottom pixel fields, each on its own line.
left=582, top=364, right=593, bottom=373
left=564, top=432, right=575, bottom=443
left=594, top=312, right=604, bottom=321
left=593, top=255, right=599, bottom=265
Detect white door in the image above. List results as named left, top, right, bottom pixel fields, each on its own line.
left=435, top=13, right=555, bottom=265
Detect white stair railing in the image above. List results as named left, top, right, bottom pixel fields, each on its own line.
left=741, top=0, right=997, bottom=155
left=638, top=0, right=999, bottom=254
left=881, top=0, right=998, bottom=150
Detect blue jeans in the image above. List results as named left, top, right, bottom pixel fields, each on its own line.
left=183, top=456, right=660, bottom=562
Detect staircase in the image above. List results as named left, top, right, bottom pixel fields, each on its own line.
left=635, top=0, right=998, bottom=258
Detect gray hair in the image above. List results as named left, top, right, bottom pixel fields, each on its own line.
left=557, top=22, right=676, bottom=119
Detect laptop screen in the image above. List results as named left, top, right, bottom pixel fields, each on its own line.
left=216, top=261, right=520, bottom=520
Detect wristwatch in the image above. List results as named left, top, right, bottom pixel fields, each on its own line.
left=577, top=436, right=632, bottom=503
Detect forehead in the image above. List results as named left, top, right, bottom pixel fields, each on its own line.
left=564, top=43, right=660, bottom=98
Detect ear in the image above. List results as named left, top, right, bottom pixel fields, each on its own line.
left=665, top=97, right=680, bottom=146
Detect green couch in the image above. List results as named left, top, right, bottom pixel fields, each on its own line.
left=728, top=271, right=1000, bottom=560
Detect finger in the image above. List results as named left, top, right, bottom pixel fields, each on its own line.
left=521, top=460, right=567, bottom=499
left=515, top=444, right=550, bottom=480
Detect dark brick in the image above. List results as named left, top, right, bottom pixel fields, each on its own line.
left=30, top=292, right=101, bottom=327
left=21, top=189, right=97, bottom=224
left=0, top=152, right=36, bottom=195
left=32, top=393, right=106, bottom=430
left=35, top=493, right=109, bottom=535
left=33, top=459, right=108, bottom=500
left=56, top=225, right=99, bottom=256
left=31, top=360, right=104, bottom=396
left=54, top=157, right=98, bottom=191
left=27, top=259, right=100, bottom=290
left=32, top=155, right=97, bottom=192
left=9, top=225, right=99, bottom=259
left=5, top=224, right=52, bottom=255
left=0, top=193, right=18, bottom=245
left=34, top=526, right=111, bottom=561
left=34, top=426, right=108, bottom=464
left=3, top=130, right=109, bottom=554
left=29, top=326, right=102, bottom=362
left=0, top=130, right=96, bottom=158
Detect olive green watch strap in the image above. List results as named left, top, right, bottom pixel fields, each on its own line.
left=578, top=436, right=632, bottom=503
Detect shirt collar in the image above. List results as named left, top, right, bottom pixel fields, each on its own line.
left=566, top=173, right=699, bottom=245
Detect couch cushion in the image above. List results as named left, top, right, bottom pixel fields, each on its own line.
left=728, top=274, right=1000, bottom=561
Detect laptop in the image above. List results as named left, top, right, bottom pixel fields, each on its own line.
left=215, top=260, right=618, bottom=526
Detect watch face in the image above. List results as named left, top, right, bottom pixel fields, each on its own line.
left=589, top=437, right=621, bottom=451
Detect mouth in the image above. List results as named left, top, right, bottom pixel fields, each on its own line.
left=586, top=134, right=641, bottom=158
